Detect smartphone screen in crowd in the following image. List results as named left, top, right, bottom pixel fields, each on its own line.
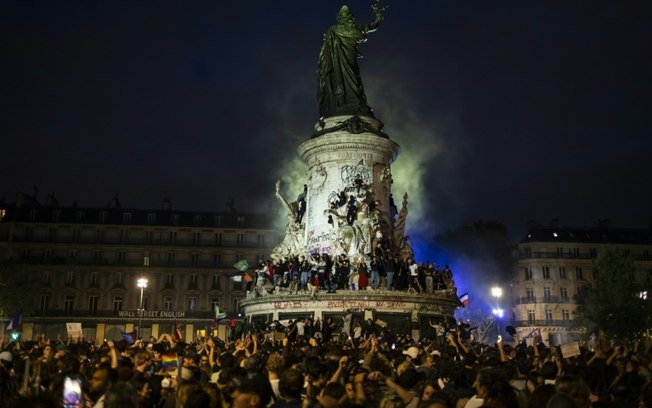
left=63, top=376, right=82, bottom=408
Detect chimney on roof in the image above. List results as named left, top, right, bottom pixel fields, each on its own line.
left=162, top=198, right=172, bottom=211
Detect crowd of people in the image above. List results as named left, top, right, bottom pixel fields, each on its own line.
left=1, top=320, right=651, bottom=408
left=245, top=254, right=456, bottom=297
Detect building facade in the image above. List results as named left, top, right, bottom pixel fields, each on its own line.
left=0, top=193, right=279, bottom=343
left=511, top=222, right=652, bottom=345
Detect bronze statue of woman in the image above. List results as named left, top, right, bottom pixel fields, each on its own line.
left=317, top=2, right=386, bottom=119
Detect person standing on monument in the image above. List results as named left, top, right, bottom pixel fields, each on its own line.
left=317, top=1, right=386, bottom=118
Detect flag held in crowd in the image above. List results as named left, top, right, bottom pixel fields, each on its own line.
left=161, top=353, right=178, bottom=372
left=173, top=320, right=182, bottom=342
left=459, top=292, right=469, bottom=307
left=214, top=305, right=227, bottom=326
left=121, top=330, right=137, bottom=345
left=6, top=310, right=22, bottom=332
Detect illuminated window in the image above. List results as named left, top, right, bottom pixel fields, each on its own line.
left=187, top=297, right=197, bottom=311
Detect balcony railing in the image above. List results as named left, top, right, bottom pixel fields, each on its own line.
left=514, top=319, right=574, bottom=327
left=514, top=296, right=572, bottom=304
left=10, top=235, right=273, bottom=249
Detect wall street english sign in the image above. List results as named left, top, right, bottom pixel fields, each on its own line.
left=116, top=310, right=185, bottom=318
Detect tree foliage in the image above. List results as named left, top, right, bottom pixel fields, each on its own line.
left=575, top=246, right=650, bottom=340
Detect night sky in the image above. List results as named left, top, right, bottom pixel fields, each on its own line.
left=2, top=0, right=652, bottom=250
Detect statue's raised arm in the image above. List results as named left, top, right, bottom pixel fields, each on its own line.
left=275, top=180, right=296, bottom=218
left=317, top=2, right=387, bottom=119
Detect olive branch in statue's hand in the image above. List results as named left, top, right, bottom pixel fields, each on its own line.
left=371, top=0, right=388, bottom=17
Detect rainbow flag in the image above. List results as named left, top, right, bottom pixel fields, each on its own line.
left=161, top=353, right=178, bottom=372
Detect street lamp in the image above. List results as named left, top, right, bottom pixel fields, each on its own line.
left=491, top=286, right=503, bottom=336
left=137, top=278, right=148, bottom=339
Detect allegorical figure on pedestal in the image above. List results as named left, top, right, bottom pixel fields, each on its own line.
left=317, top=1, right=387, bottom=118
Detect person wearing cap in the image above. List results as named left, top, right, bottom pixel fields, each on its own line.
left=402, top=346, right=421, bottom=363
left=230, top=372, right=273, bottom=408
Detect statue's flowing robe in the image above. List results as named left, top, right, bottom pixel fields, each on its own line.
left=317, top=22, right=374, bottom=118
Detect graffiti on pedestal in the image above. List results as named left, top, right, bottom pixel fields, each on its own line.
left=272, top=300, right=407, bottom=310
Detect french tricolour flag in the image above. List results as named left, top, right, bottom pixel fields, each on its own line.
left=459, top=293, right=469, bottom=307
left=6, top=310, right=22, bottom=331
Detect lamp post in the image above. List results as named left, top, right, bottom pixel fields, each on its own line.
left=491, top=286, right=503, bottom=337
left=137, top=278, right=148, bottom=339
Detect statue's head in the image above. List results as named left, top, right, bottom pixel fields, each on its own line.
left=337, top=5, right=354, bottom=23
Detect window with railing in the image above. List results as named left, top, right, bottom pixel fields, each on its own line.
left=576, top=267, right=584, bottom=280
left=191, top=254, right=199, bottom=266
left=43, top=270, right=51, bottom=285
left=120, top=230, right=128, bottom=243
left=560, top=287, right=568, bottom=301
left=562, top=309, right=570, bottom=321
left=526, top=288, right=534, bottom=301
left=189, top=274, right=198, bottom=289
left=169, top=231, right=177, bottom=244
left=147, top=213, right=156, bottom=225
left=524, top=267, right=533, bottom=280
left=192, top=232, right=201, bottom=245
left=215, top=233, right=223, bottom=246
left=166, top=273, right=174, bottom=288
left=164, top=296, right=173, bottom=311
left=211, top=297, right=221, bottom=310
left=168, top=253, right=176, bottom=266
left=527, top=309, right=535, bottom=323
left=123, top=212, right=132, bottom=224
left=213, top=254, right=221, bottom=268
left=115, top=272, right=124, bottom=287
left=236, top=233, right=245, bottom=247
left=90, top=271, right=99, bottom=286
left=545, top=309, right=553, bottom=322
left=171, top=215, right=179, bottom=226
left=118, top=251, right=127, bottom=265
left=543, top=287, right=551, bottom=301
